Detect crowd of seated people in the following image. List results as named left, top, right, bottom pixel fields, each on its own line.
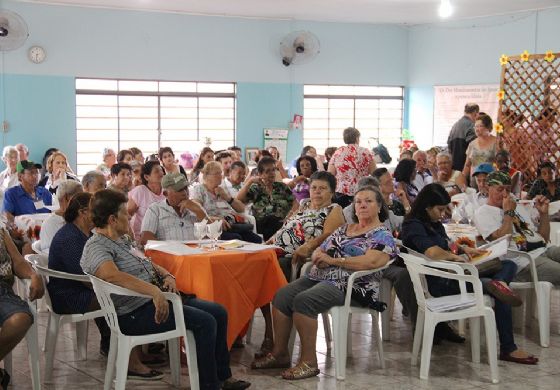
left=3, top=116, right=560, bottom=389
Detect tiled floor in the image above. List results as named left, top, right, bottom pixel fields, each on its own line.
left=3, top=293, right=560, bottom=389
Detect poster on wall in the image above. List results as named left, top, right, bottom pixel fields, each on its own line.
left=433, top=84, right=500, bottom=146
left=264, top=128, right=289, bottom=162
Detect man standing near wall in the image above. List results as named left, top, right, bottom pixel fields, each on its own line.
left=447, top=103, right=479, bottom=171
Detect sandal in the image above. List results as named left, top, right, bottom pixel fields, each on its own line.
left=254, top=337, right=274, bottom=358
left=251, top=353, right=291, bottom=369
left=281, top=361, right=320, bottom=380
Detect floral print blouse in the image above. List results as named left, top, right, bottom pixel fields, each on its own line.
left=307, top=224, right=398, bottom=305
left=274, top=200, right=338, bottom=255
left=330, top=145, right=374, bottom=195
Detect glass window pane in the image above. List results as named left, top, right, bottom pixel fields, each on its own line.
left=118, top=80, right=158, bottom=92
left=159, top=82, right=197, bottom=93
left=76, top=79, right=117, bottom=91
left=197, top=83, right=235, bottom=93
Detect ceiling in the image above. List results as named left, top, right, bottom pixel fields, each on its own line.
left=17, top=0, right=560, bottom=24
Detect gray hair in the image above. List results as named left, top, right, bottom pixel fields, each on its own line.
left=56, top=180, right=83, bottom=202
left=343, top=127, right=360, bottom=144
left=436, top=151, right=452, bottom=161
left=81, top=170, right=104, bottom=187
left=2, top=146, right=17, bottom=159
left=357, top=176, right=379, bottom=190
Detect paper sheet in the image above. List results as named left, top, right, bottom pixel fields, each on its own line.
left=144, top=240, right=204, bottom=255
left=469, top=235, right=510, bottom=265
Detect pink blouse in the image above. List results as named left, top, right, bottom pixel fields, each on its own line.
left=128, top=185, right=165, bottom=240
left=331, top=145, right=374, bottom=195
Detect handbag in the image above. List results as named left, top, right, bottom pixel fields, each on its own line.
left=229, top=223, right=254, bottom=233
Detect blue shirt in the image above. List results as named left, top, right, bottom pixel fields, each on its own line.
left=401, top=218, right=450, bottom=254
left=48, top=222, right=92, bottom=314
left=3, top=185, right=52, bottom=216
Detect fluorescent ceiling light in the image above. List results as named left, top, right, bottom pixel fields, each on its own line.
left=439, top=0, right=453, bottom=18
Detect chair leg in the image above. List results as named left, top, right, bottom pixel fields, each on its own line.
left=321, top=312, right=332, bottom=352
left=245, top=314, right=254, bottom=344
left=168, top=338, right=181, bottom=386
left=483, top=311, right=499, bottom=384
left=184, top=331, right=200, bottom=390
left=26, top=320, right=41, bottom=390
left=3, top=352, right=12, bottom=376
left=287, top=326, right=297, bottom=359
left=346, top=314, right=352, bottom=358
left=379, top=279, right=392, bottom=341
left=536, top=282, right=552, bottom=348
left=44, top=315, right=61, bottom=382
left=411, top=310, right=424, bottom=366
left=75, top=321, right=89, bottom=360
left=103, top=333, right=118, bottom=390
left=419, top=318, right=436, bottom=380
left=469, top=317, right=481, bottom=364
left=114, top=338, right=131, bottom=390
left=371, top=312, right=385, bottom=368
left=43, top=313, right=52, bottom=352
left=330, top=308, right=349, bottom=380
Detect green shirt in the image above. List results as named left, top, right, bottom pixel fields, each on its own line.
left=247, top=182, right=294, bottom=222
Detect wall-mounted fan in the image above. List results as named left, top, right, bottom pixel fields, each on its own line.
left=0, top=9, right=29, bottom=51
left=279, top=30, right=320, bottom=67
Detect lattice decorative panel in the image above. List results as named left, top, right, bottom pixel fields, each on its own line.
left=498, top=51, right=560, bottom=181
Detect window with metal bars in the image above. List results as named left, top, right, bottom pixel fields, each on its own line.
left=75, top=78, right=236, bottom=176
left=303, top=84, right=404, bottom=160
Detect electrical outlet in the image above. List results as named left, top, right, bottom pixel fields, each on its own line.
left=2, top=121, right=8, bottom=133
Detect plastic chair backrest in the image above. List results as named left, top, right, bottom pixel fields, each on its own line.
left=400, top=253, right=433, bottom=309
left=87, top=274, right=141, bottom=335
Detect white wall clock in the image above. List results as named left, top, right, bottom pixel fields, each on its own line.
left=28, top=46, right=46, bottom=64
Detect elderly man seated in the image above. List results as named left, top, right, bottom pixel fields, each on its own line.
left=0, top=229, right=44, bottom=388
left=474, top=171, right=560, bottom=287
left=140, top=172, right=207, bottom=245
left=435, top=151, right=467, bottom=196
left=3, top=161, right=52, bottom=224
left=472, top=163, right=494, bottom=206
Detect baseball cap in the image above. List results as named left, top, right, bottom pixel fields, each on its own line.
left=161, top=172, right=188, bottom=191
left=16, top=160, right=42, bottom=174
left=486, top=171, right=511, bottom=186
left=472, top=163, right=494, bottom=176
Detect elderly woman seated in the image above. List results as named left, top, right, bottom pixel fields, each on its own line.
left=80, top=190, right=251, bottom=389
left=192, top=161, right=261, bottom=243
left=269, top=171, right=344, bottom=281
left=251, top=186, right=397, bottom=380
left=435, top=151, right=467, bottom=196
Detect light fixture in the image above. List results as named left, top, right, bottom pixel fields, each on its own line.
left=438, top=0, right=453, bottom=18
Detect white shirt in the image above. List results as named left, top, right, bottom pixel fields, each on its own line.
left=39, top=214, right=65, bottom=253
left=0, top=168, right=19, bottom=191
left=412, top=171, right=433, bottom=192
left=221, top=178, right=242, bottom=199
left=474, top=204, right=535, bottom=271
left=141, top=200, right=198, bottom=241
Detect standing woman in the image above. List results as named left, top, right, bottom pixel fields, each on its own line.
left=39, top=151, right=80, bottom=194
left=158, top=147, right=188, bottom=179
left=328, top=127, right=376, bottom=208
left=190, top=147, right=214, bottom=183
left=127, top=161, right=165, bottom=241
left=462, top=114, right=497, bottom=184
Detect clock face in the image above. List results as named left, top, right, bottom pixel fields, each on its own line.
left=28, top=46, right=46, bottom=64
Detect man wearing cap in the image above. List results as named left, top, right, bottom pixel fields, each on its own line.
left=3, top=160, right=52, bottom=224
left=475, top=171, right=560, bottom=288
left=472, top=163, right=494, bottom=205
left=139, top=172, right=207, bottom=246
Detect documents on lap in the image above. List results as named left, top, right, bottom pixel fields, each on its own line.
left=468, top=234, right=510, bottom=265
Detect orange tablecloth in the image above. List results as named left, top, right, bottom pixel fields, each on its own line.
left=146, top=248, right=287, bottom=347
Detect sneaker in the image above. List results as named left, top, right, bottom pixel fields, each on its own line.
left=222, top=378, right=251, bottom=390
left=127, top=369, right=164, bottom=381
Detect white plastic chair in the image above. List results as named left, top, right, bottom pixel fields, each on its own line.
left=508, top=248, right=554, bottom=347
left=295, top=261, right=388, bottom=380
left=88, top=274, right=199, bottom=390
left=2, top=278, right=42, bottom=390
left=33, top=263, right=105, bottom=382
left=401, top=253, right=499, bottom=384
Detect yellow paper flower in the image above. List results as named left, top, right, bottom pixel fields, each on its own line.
left=497, top=90, right=505, bottom=101
left=544, top=51, right=556, bottom=63
left=520, top=50, right=530, bottom=62
left=499, top=54, right=509, bottom=66
left=494, top=123, right=504, bottom=134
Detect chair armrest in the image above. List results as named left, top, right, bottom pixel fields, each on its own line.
left=506, top=249, right=541, bottom=290
left=35, top=264, right=90, bottom=283
left=343, top=262, right=391, bottom=308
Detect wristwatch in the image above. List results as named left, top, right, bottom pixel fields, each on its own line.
left=227, top=197, right=234, bottom=205
left=504, top=209, right=516, bottom=217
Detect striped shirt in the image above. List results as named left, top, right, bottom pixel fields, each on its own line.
left=80, top=233, right=152, bottom=315
left=141, top=200, right=197, bottom=241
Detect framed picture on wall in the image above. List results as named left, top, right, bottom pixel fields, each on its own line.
left=245, top=147, right=259, bottom=164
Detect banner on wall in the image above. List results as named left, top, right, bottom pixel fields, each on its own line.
left=264, top=128, right=288, bottom=162
left=433, top=84, right=500, bottom=146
